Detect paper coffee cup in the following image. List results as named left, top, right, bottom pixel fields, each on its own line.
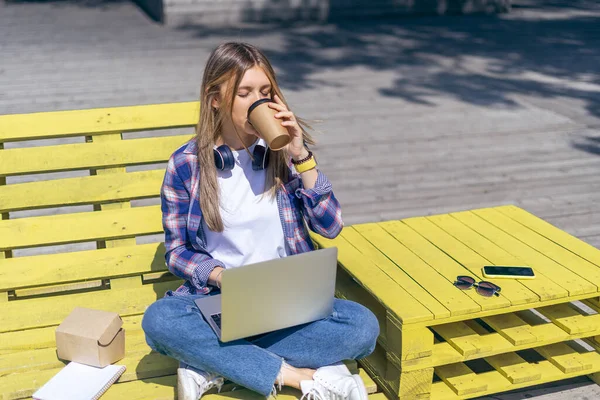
left=247, top=99, right=291, bottom=151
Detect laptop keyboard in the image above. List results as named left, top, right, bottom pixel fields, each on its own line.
left=210, top=313, right=222, bottom=329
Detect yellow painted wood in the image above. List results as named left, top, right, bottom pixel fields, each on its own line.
left=536, top=343, right=593, bottom=373
left=0, top=314, right=145, bottom=355
left=361, top=342, right=433, bottom=399
left=0, top=102, right=199, bottom=143
left=405, top=289, right=600, bottom=331
left=0, top=327, right=56, bottom=356
left=394, top=324, right=434, bottom=361
left=143, top=271, right=175, bottom=283
left=431, top=357, right=600, bottom=399
left=350, top=224, right=480, bottom=318
left=0, top=205, right=162, bottom=251
left=1, top=327, right=377, bottom=399
left=428, top=213, right=568, bottom=301
left=0, top=243, right=166, bottom=291
left=537, top=303, right=600, bottom=335
left=14, top=280, right=103, bottom=298
left=513, top=310, right=569, bottom=342
left=110, top=276, right=143, bottom=290
left=312, top=231, right=433, bottom=324
left=0, top=170, right=164, bottom=213
left=88, top=133, right=140, bottom=250
left=101, top=375, right=178, bottom=400
left=462, top=320, right=488, bottom=336
left=485, top=352, right=541, bottom=384
left=377, top=220, right=498, bottom=313
left=402, top=217, right=537, bottom=307
left=0, top=135, right=191, bottom=177
left=0, top=335, right=152, bottom=377
left=472, top=208, right=600, bottom=290
left=0, top=292, right=8, bottom=302
left=427, top=319, right=593, bottom=373
left=481, top=313, right=538, bottom=346
left=497, top=205, right=600, bottom=269
left=431, top=322, right=494, bottom=357
left=334, top=266, right=389, bottom=345
left=342, top=226, right=453, bottom=319
left=435, top=363, right=487, bottom=396
left=0, top=142, right=11, bottom=260
left=0, top=280, right=180, bottom=333
left=1, top=350, right=177, bottom=399
left=451, top=210, right=596, bottom=296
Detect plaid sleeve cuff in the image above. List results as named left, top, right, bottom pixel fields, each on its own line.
left=294, top=170, right=332, bottom=205
left=190, top=254, right=225, bottom=289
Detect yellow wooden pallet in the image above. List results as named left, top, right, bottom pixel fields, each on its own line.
left=0, top=314, right=379, bottom=399
left=0, top=103, right=385, bottom=399
left=312, top=205, right=600, bottom=399
left=4, top=103, right=600, bottom=400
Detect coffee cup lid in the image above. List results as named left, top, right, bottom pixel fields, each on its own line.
left=247, top=98, right=274, bottom=119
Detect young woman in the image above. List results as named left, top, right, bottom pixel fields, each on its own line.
left=142, top=42, right=379, bottom=400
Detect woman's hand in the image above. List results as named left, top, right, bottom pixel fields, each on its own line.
left=269, top=94, right=309, bottom=161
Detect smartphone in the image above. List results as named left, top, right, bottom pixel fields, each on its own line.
left=482, top=266, right=535, bottom=279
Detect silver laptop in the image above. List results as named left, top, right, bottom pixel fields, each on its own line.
left=195, top=247, right=337, bottom=342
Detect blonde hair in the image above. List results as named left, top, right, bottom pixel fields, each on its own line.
left=196, top=42, right=315, bottom=232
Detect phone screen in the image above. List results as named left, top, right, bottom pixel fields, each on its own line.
left=483, top=266, right=534, bottom=277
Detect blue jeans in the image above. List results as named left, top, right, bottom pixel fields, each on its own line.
left=141, top=291, right=380, bottom=397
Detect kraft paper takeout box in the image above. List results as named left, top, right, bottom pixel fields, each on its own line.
left=55, top=307, right=125, bottom=368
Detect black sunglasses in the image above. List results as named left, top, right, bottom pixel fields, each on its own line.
left=454, top=275, right=501, bottom=297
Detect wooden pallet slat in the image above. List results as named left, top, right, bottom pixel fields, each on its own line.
left=400, top=217, right=536, bottom=307
left=435, top=363, right=487, bottom=396
left=0, top=314, right=146, bottom=356
left=481, top=313, right=538, bottom=346
left=451, top=210, right=596, bottom=296
left=430, top=342, right=600, bottom=399
left=378, top=220, right=503, bottom=312
left=0, top=243, right=166, bottom=291
left=428, top=213, right=569, bottom=302
left=0, top=205, right=162, bottom=251
left=537, top=303, right=600, bottom=335
left=351, top=223, right=481, bottom=318
left=472, top=208, right=600, bottom=290
left=0, top=169, right=164, bottom=213
left=484, top=352, right=542, bottom=384
left=342, top=226, right=455, bottom=319
left=0, top=280, right=180, bottom=333
left=497, top=205, right=600, bottom=269
left=431, top=323, right=494, bottom=357
left=536, top=343, right=593, bottom=374
left=314, top=232, right=433, bottom=325
left=0, top=102, right=199, bottom=143
left=0, top=135, right=191, bottom=177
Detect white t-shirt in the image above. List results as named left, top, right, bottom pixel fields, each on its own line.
left=202, top=140, right=289, bottom=269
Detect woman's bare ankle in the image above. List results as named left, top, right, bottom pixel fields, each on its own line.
left=279, top=363, right=316, bottom=390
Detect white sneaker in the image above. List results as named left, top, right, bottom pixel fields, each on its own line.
left=177, top=362, right=225, bottom=400
left=299, top=365, right=368, bottom=400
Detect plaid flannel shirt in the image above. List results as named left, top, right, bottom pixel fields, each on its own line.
left=161, top=139, right=343, bottom=297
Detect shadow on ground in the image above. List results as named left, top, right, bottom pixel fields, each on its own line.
left=173, top=0, right=599, bottom=124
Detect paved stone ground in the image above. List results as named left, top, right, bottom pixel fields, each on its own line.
left=1, top=0, right=600, bottom=398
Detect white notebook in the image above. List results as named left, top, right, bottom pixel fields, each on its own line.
left=33, top=362, right=126, bottom=400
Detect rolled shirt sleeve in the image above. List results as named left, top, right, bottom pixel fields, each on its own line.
left=161, top=157, right=224, bottom=289
left=294, top=169, right=343, bottom=239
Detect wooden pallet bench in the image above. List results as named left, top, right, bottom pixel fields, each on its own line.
left=0, top=103, right=383, bottom=400
left=312, top=205, right=600, bottom=399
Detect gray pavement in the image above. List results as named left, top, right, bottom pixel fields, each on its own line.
left=1, top=0, right=600, bottom=398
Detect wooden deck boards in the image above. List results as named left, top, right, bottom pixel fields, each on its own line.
left=1, top=0, right=599, bottom=398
